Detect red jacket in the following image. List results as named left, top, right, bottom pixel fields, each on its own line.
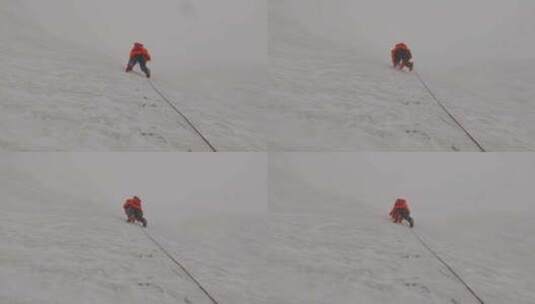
left=390, top=198, right=409, bottom=216
left=129, top=43, right=151, bottom=61
left=394, top=43, right=408, bottom=50
left=124, top=196, right=142, bottom=211
left=391, top=43, right=412, bottom=59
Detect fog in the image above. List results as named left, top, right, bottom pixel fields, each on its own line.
left=2, top=153, right=267, bottom=221
left=278, top=0, right=535, bottom=70
left=18, top=0, right=267, bottom=74
left=271, top=153, right=535, bottom=219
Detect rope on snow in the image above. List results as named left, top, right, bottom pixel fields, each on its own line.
left=411, top=230, right=485, bottom=304
left=415, top=71, right=486, bottom=152
left=148, top=79, right=217, bottom=152
left=142, top=228, right=220, bottom=304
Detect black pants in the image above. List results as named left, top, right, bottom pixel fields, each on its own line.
left=127, top=55, right=150, bottom=76
left=398, top=209, right=414, bottom=227
left=392, top=50, right=413, bottom=70
left=125, top=207, right=147, bottom=227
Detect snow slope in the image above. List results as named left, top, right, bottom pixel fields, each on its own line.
left=0, top=154, right=268, bottom=304
left=268, top=153, right=535, bottom=303
left=2, top=155, right=534, bottom=303
left=268, top=0, right=535, bottom=151
left=0, top=169, right=213, bottom=303
left=422, top=62, right=535, bottom=151
left=4, top=0, right=532, bottom=151
left=0, top=1, right=267, bottom=151
left=150, top=216, right=269, bottom=304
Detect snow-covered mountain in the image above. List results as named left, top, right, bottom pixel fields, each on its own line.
left=0, top=0, right=267, bottom=151
left=0, top=154, right=268, bottom=304
left=3, top=0, right=533, bottom=151
left=267, top=153, right=535, bottom=303
left=2, top=0, right=534, bottom=151
left=268, top=0, right=535, bottom=151
left=2, top=154, right=534, bottom=303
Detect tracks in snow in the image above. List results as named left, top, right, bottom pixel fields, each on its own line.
left=146, top=78, right=217, bottom=152
left=141, top=227, right=220, bottom=304
left=409, top=229, right=486, bottom=303
left=415, top=71, right=486, bottom=152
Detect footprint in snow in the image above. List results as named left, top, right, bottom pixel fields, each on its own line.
left=141, top=132, right=168, bottom=145
left=405, top=129, right=431, bottom=141
left=137, top=282, right=165, bottom=293
left=401, top=99, right=422, bottom=106
left=136, top=253, right=154, bottom=258
left=141, top=102, right=157, bottom=108
left=403, top=282, right=430, bottom=294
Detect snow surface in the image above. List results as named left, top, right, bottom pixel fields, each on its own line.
left=269, top=153, right=535, bottom=303
left=1, top=1, right=267, bottom=151
left=3, top=0, right=533, bottom=151
left=3, top=153, right=534, bottom=303
left=0, top=154, right=268, bottom=304
left=269, top=0, right=535, bottom=151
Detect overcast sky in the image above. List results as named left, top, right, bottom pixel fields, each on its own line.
left=18, top=0, right=267, bottom=72
left=3, top=153, right=267, bottom=222
left=278, top=0, right=535, bottom=69
left=3, top=152, right=533, bottom=223
left=17, top=0, right=534, bottom=75
left=271, top=153, right=535, bottom=218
